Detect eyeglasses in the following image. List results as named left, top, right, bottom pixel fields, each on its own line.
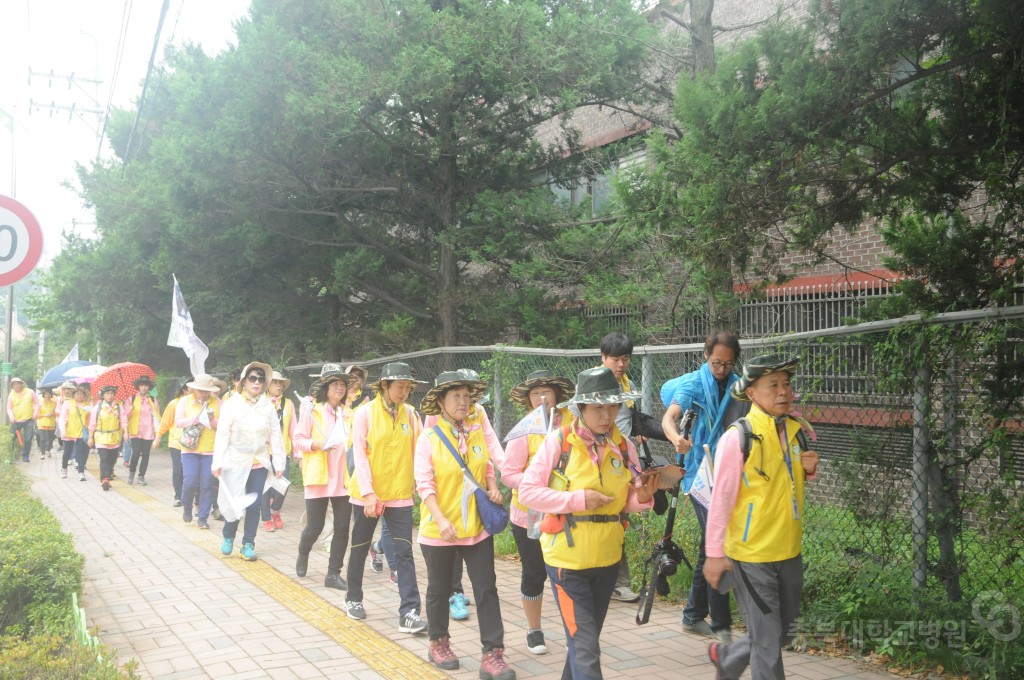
left=709, top=360, right=736, bottom=370
left=246, top=374, right=266, bottom=384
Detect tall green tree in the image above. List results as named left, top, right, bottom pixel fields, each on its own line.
left=30, top=0, right=657, bottom=365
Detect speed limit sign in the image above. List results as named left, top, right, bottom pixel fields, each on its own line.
left=0, top=196, right=43, bottom=287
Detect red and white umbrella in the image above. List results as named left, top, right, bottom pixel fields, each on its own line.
left=90, top=362, right=156, bottom=402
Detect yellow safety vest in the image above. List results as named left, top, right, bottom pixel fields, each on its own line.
left=93, top=402, right=123, bottom=448
left=275, top=398, right=295, bottom=455
left=64, top=402, right=87, bottom=440
left=419, top=421, right=489, bottom=539
left=725, top=405, right=806, bottom=563
left=128, top=394, right=157, bottom=437
left=348, top=395, right=418, bottom=503
left=10, top=390, right=35, bottom=421
left=37, top=398, right=57, bottom=429
left=541, top=424, right=633, bottom=571
left=511, top=406, right=571, bottom=513
left=178, top=394, right=220, bottom=453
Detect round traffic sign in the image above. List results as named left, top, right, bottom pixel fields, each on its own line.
left=0, top=196, right=44, bottom=287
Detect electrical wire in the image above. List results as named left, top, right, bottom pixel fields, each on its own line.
left=95, top=0, right=135, bottom=160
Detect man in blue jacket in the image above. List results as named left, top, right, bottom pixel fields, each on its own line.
left=661, top=331, right=747, bottom=643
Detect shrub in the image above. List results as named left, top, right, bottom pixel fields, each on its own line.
left=0, top=465, right=83, bottom=636
left=0, top=634, right=137, bottom=679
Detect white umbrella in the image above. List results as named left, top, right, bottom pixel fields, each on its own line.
left=65, top=364, right=107, bottom=384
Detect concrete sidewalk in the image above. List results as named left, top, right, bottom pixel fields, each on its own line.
left=24, top=446, right=899, bottom=680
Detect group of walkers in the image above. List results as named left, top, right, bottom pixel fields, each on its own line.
left=10, top=329, right=819, bottom=680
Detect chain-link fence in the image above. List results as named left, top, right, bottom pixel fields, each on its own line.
left=285, top=306, right=1024, bottom=624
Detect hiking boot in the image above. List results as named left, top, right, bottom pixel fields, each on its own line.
left=479, top=647, right=515, bottom=680
left=398, top=609, right=427, bottom=635
left=221, top=538, right=234, bottom=555
left=263, top=520, right=275, bottom=532
left=369, top=541, right=384, bottom=573
left=128, top=472, right=135, bottom=485
left=427, top=636, right=459, bottom=670
left=101, top=478, right=111, bottom=491
left=137, top=475, right=146, bottom=486
left=611, top=585, right=639, bottom=602
left=449, top=593, right=469, bottom=621
left=60, top=468, right=68, bottom=479
left=324, top=573, right=347, bottom=590
left=345, top=601, right=366, bottom=621
left=526, top=630, right=547, bottom=655
left=272, top=511, right=283, bottom=530
left=239, top=543, right=257, bottom=561
left=683, top=619, right=714, bottom=637
left=296, top=552, right=309, bottom=577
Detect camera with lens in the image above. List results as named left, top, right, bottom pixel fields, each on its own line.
left=650, top=538, right=689, bottom=596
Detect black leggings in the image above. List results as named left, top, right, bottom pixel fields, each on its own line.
left=298, top=495, right=352, bottom=574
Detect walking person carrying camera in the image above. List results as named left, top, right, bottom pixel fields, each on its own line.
left=519, top=367, right=659, bottom=680
left=703, top=354, right=819, bottom=680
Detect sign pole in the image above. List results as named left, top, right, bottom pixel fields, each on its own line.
left=2, top=285, right=11, bottom=433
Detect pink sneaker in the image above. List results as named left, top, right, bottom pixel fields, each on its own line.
left=480, top=647, right=515, bottom=680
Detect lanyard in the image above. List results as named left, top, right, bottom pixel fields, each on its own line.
left=778, top=422, right=800, bottom=519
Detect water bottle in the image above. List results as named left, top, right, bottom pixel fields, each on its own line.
left=526, top=508, right=543, bottom=539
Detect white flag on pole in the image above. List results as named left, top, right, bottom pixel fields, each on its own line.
left=61, top=343, right=79, bottom=363
left=167, top=274, right=210, bottom=376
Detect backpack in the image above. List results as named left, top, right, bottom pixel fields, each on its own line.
left=734, top=416, right=810, bottom=461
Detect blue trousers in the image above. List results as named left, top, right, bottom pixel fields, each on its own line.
left=222, top=467, right=268, bottom=546
left=181, top=453, right=214, bottom=521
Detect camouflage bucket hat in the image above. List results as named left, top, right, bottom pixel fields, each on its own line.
left=729, top=353, right=800, bottom=401
left=419, top=370, right=489, bottom=416
left=557, top=367, right=639, bottom=409
left=510, top=369, right=574, bottom=409
left=369, top=362, right=427, bottom=392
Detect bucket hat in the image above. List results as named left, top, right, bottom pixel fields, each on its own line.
left=557, top=367, right=640, bottom=409
left=369, top=362, right=427, bottom=392
left=345, top=365, right=368, bottom=382
left=186, top=374, right=221, bottom=392
left=729, top=354, right=799, bottom=401
left=420, top=371, right=488, bottom=416
left=309, top=362, right=345, bottom=378
left=510, top=369, right=575, bottom=408
left=97, top=384, right=118, bottom=396
left=132, top=375, right=154, bottom=388
left=270, top=370, right=291, bottom=391
left=311, top=367, right=357, bottom=400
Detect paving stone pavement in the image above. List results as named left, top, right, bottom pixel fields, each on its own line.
left=22, top=446, right=902, bottom=680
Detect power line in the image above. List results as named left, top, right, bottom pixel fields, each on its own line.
left=123, top=0, right=171, bottom=167
left=96, top=0, right=136, bottom=161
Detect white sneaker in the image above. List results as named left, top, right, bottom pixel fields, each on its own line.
left=611, top=586, right=640, bottom=602
left=60, top=468, right=68, bottom=478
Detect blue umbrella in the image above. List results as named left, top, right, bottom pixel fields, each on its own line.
left=39, top=360, right=95, bottom=389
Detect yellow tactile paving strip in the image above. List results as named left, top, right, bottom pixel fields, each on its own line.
left=92, top=462, right=447, bottom=680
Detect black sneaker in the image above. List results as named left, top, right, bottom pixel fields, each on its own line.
left=398, top=609, right=427, bottom=635
left=345, top=601, right=366, bottom=621
left=526, top=630, right=547, bottom=655
left=325, top=573, right=347, bottom=590
left=369, top=541, right=384, bottom=574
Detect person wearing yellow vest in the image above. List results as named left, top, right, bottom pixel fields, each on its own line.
left=88, top=384, right=126, bottom=491
left=292, top=366, right=358, bottom=589
left=344, top=361, right=426, bottom=635
left=36, top=388, right=58, bottom=460
left=703, top=354, right=820, bottom=680
left=598, top=331, right=669, bottom=604
left=416, top=371, right=514, bottom=678
left=174, top=374, right=222, bottom=528
left=260, top=370, right=296, bottom=532
left=157, top=382, right=189, bottom=507
left=213, top=362, right=286, bottom=562
left=519, top=367, right=659, bottom=680
left=499, top=369, right=575, bottom=657
left=7, top=377, right=40, bottom=462
left=59, top=385, right=90, bottom=481
left=123, top=376, right=161, bottom=486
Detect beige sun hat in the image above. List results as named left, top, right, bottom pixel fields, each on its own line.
left=186, top=374, right=221, bottom=392
left=270, top=370, right=291, bottom=391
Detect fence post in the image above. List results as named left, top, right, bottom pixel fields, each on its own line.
left=641, top=352, right=654, bottom=412
left=492, top=348, right=503, bottom=438
left=911, top=359, right=931, bottom=593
